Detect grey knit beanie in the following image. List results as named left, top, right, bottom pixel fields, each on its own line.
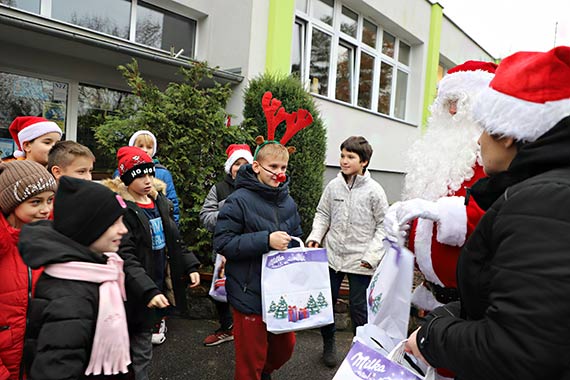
left=0, top=160, right=57, bottom=214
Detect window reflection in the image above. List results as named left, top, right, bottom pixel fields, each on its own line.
left=398, top=41, right=410, bottom=65
left=378, top=62, right=393, bottom=115
left=291, top=20, right=304, bottom=77
left=358, top=52, right=374, bottom=109
left=310, top=28, right=331, bottom=96
left=52, top=0, right=131, bottom=39
left=340, top=6, right=357, bottom=38
left=362, top=19, right=377, bottom=48
left=313, top=0, right=334, bottom=26
left=136, top=1, right=196, bottom=58
left=0, top=72, right=68, bottom=158
left=395, top=70, right=408, bottom=119
left=0, top=0, right=40, bottom=13
left=382, top=31, right=395, bottom=58
left=335, top=42, right=353, bottom=103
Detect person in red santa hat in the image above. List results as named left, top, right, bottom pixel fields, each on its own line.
left=404, top=45, right=570, bottom=380
left=200, top=143, right=253, bottom=347
left=385, top=60, right=498, bottom=314
left=6, top=116, right=62, bottom=165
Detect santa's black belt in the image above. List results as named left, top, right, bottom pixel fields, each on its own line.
left=423, top=281, right=459, bottom=304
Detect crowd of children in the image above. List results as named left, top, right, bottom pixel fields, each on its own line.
left=0, top=108, right=388, bottom=380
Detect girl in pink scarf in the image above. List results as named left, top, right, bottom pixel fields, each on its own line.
left=19, top=176, right=131, bottom=379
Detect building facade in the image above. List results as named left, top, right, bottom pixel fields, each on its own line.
left=0, top=0, right=494, bottom=201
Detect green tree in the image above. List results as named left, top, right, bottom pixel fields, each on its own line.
left=268, top=300, right=277, bottom=313
left=274, top=296, right=289, bottom=319
left=317, top=292, right=329, bottom=309
left=94, top=59, right=255, bottom=264
left=306, top=294, right=320, bottom=315
left=242, top=74, right=327, bottom=238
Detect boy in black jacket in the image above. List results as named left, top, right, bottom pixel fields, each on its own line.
left=103, top=146, right=200, bottom=380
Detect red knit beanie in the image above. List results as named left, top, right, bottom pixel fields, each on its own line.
left=116, top=146, right=155, bottom=185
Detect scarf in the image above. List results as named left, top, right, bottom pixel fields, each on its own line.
left=44, top=252, right=131, bottom=376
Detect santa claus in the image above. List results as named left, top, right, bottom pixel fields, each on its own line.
left=386, top=60, right=498, bottom=312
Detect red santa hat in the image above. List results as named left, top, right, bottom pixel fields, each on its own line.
left=437, top=60, right=498, bottom=100
left=9, top=116, right=63, bottom=158
left=128, top=130, right=158, bottom=157
left=474, top=46, right=570, bottom=142
left=116, top=146, right=155, bottom=186
left=224, top=144, right=253, bottom=174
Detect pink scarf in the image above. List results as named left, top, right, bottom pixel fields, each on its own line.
left=44, top=252, right=131, bottom=376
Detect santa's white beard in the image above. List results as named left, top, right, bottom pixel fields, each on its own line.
left=403, top=107, right=482, bottom=201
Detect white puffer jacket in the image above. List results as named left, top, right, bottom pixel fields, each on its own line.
left=307, top=171, right=388, bottom=275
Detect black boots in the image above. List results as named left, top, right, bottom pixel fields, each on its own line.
left=322, top=335, right=338, bottom=368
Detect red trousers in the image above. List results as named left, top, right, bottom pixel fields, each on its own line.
left=232, top=309, right=296, bottom=380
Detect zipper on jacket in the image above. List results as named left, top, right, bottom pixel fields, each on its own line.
left=20, top=266, right=33, bottom=380
left=0, top=325, right=8, bottom=331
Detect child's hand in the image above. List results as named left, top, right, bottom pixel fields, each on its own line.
left=307, top=240, right=320, bottom=248
left=269, top=231, right=291, bottom=251
left=147, top=294, right=170, bottom=309
left=189, top=272, right=201, bottom=288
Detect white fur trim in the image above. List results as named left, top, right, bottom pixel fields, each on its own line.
left=17, top=121, right=62, bottom=147
left=435, top=196, right=467, bottom=247
left=414, top=219, right=444, bottom=286
left=437, top=70, right=495, bottom=100
left=411, top=284, right=443, bottom=311
left=129, top=130, right=157, bottom=157
left=13, top=150, right=26, bottom=158
left=224, top=149, right=253, bottom=174
left=474, top=86, right=570, bottom=142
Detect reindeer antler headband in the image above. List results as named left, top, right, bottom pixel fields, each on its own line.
left=253, top=91, right=314, bottom=159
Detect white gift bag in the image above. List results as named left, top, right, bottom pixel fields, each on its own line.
left=333, top=337, right=433, bottom=380
left=208, top=254, right=227, bottom=302
left=261, top=237, right=334, bottom=334
left=367, top=238, right=415, bottom=347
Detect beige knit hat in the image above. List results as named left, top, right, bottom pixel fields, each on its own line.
left=0, top=160, right=57, bottom=214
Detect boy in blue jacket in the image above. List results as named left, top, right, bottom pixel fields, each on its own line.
left=214, top=142, right=302, bottom=380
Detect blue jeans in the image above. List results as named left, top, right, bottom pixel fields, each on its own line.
left=321, top=268, right=371, bottom=339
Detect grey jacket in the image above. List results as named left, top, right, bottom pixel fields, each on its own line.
left=307, top=171, right=388, bottom=275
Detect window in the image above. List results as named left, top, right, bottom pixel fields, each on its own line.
left=136, top=1, right=196, bottom=58
left=0, top=0, right=40, bottom=13
left=77, top=84, right=131, bottom=172
left=13, top=0, right=198, bottom=58
left=335, top=41, right=354, bottom=102
left=294, top=0, right=411, bottom=120
left=51, top=0, right=131, bottom=39
left=0, top=72, right=68, bottom=158
left=309, top=28, right=331, bottom=96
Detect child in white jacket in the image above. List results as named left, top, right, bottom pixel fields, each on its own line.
left=307, top=135, right=388, bottom=368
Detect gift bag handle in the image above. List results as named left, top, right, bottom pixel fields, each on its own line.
left=290, top=236, right=305, bottom=248
left=387, top=340, right=436, bottom=380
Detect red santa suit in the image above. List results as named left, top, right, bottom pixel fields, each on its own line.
left=400, top=61, right=498, bottom=311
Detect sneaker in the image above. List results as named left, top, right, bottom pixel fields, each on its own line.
left=152, top=318, right=167, bottom=345
left=203, top=328, right=234, bottom=346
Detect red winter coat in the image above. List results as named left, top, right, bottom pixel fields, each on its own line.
left=0, top=214, right=42, bottom=380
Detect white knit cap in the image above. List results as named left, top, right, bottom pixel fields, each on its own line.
left=128, top=130, right=157, bottom=157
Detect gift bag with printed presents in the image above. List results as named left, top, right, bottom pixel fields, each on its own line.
left=333, top=337, right=433, bottom=380
left=208, top=254, right=227, bottom=302
left=261, top=237, right=334, bottom=334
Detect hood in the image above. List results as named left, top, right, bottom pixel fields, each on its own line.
left=19, top=220, right=106, bottom=269
left=470, top=116, right=570, bottom=210
left=101, top=177, right=167, bottom=203
left=234, top=164, right=290, bottom=202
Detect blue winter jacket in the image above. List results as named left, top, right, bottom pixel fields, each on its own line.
left=213, top=164, right=302, bottom=315
left=114, top=160, right=180, bottom=224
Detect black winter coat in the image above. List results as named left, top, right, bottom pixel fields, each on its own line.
left=213, top=164, right=302, bottom=315
left=104, top=178, right=200, bottom=332
left=18, top=221, right=126, bottom=380
left=417, top=117, right=570, bottom=380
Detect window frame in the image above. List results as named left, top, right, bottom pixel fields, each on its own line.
left=294, top=0, right=411, bottom=121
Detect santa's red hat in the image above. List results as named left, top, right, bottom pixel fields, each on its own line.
left=9, top=116, right=62, bottom=158
left=224, top=144, right=253, bottom=174
left=437, top=60, right=498, bottom=100
left=474, top=46, right=570, bottom=142
left=117, top=146, right=155, bottom=185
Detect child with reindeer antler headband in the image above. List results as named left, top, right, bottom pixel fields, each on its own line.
left=213, top=92, right=312, bottom=380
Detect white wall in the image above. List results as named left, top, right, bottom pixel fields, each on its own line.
left=439, top=16, right=494, bottom=64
